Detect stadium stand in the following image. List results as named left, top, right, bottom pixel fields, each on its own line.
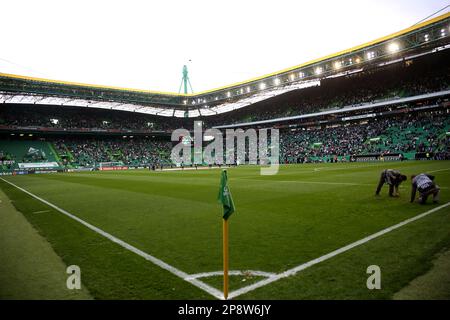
left=280, top=112, right=450, bottom=163
left=1, top=14, right=449, bottom=173
left=203, top=49, right=450, bottom=127
left=53, top=138, right=172, bottom=168
left=0, top=106, right=448, bottom=172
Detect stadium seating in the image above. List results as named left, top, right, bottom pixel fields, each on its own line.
left=53, top=138, right=172, bottom=168
left=280, top=113, right=449, bottom=163
left=1, top=109, right=448, bottom=172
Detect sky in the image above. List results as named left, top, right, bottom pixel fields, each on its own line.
left=0, top=0, right=449, bottom=93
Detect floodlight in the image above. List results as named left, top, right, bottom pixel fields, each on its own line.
left=274, top=78, right=281, bottom=85
left=259, top=83, right=266, bottom=90
left=314, top=67, right=322, bottom=75
left=387, top=42, right=400, bottom=53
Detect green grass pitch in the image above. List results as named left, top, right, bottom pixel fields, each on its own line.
left=0, top=161, right=449, bottom=299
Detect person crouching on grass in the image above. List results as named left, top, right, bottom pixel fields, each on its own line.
left=410, top=174, right=440, bottom=204
left=375, top=169, right=407, bottom=197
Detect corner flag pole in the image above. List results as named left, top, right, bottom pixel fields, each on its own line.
left=223, top=218, right=229, bottom=300
left=218, top=169, right=234, bottom=300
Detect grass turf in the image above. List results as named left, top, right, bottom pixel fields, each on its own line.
left=0, top=189, right=91, bottom=299
left=0, top=161, right=449, bottom=299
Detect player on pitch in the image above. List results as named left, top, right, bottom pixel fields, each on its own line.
left=410, top=173, right=440, bottom=204
left=375, top=169, right=407, bottom=197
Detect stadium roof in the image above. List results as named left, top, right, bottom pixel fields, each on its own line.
left=1, top=11, right=449, bottom=117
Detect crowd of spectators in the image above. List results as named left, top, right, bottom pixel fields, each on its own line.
left=0, top=105, right=186, bottom=132
left=53, top=137, right=172, bottom=168
left=1, top=110, right=448, bottom=170
left=0, top=150, right=12, bottom=161
left=280, top=112, right=450, bottom=163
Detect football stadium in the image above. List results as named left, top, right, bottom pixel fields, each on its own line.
left=0, top=2, right=450, bottom=308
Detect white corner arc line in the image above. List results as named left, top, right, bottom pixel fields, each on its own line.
left=0, top=178, right=223, bottom=300
left=187, top=270, right=277, bottom=280
left=227, top=201, right=450, bottom=299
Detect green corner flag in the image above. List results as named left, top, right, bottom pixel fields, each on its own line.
left=218, top=170, right=235, bottom=220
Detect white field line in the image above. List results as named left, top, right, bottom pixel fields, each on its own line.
left=154, top=166, right=230, bottom=172
left=227, top=201, right=450, bottom=299
left=250, top=180, right=449, bottom=189
left=312, top=163, right=386, bottom=172
left=427, top=168, right=450, bottom=173
left=187, top=270, right=276, bottom=280
left=0, top=178, right=223, bottom=300
left=32, top=210, right=50, bottom=214
left=235, top=177, right=372, bottom=186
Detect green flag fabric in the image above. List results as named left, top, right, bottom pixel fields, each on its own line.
left=218, top=170, right=235, bottom=220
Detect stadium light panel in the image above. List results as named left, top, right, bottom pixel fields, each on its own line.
left=227, top=91, right=231, bottom=97
left=315, top=67, right=323, bottom=75
left=334, top=61, right=342, bottom=69
left=299, top=72, right=305, bottom=78
left=387, top=42, right=400, bottom=53
left=246, top=86, right=251, bottom=93
left=366, top=51, right=375, bottom=60
left=259, top=83, right=266, bottom=90
left=274, top=78, right=281, bottom=85
left=289, top=74, right=295, bottom=81
left=355, top=57, right=361, bottom=63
